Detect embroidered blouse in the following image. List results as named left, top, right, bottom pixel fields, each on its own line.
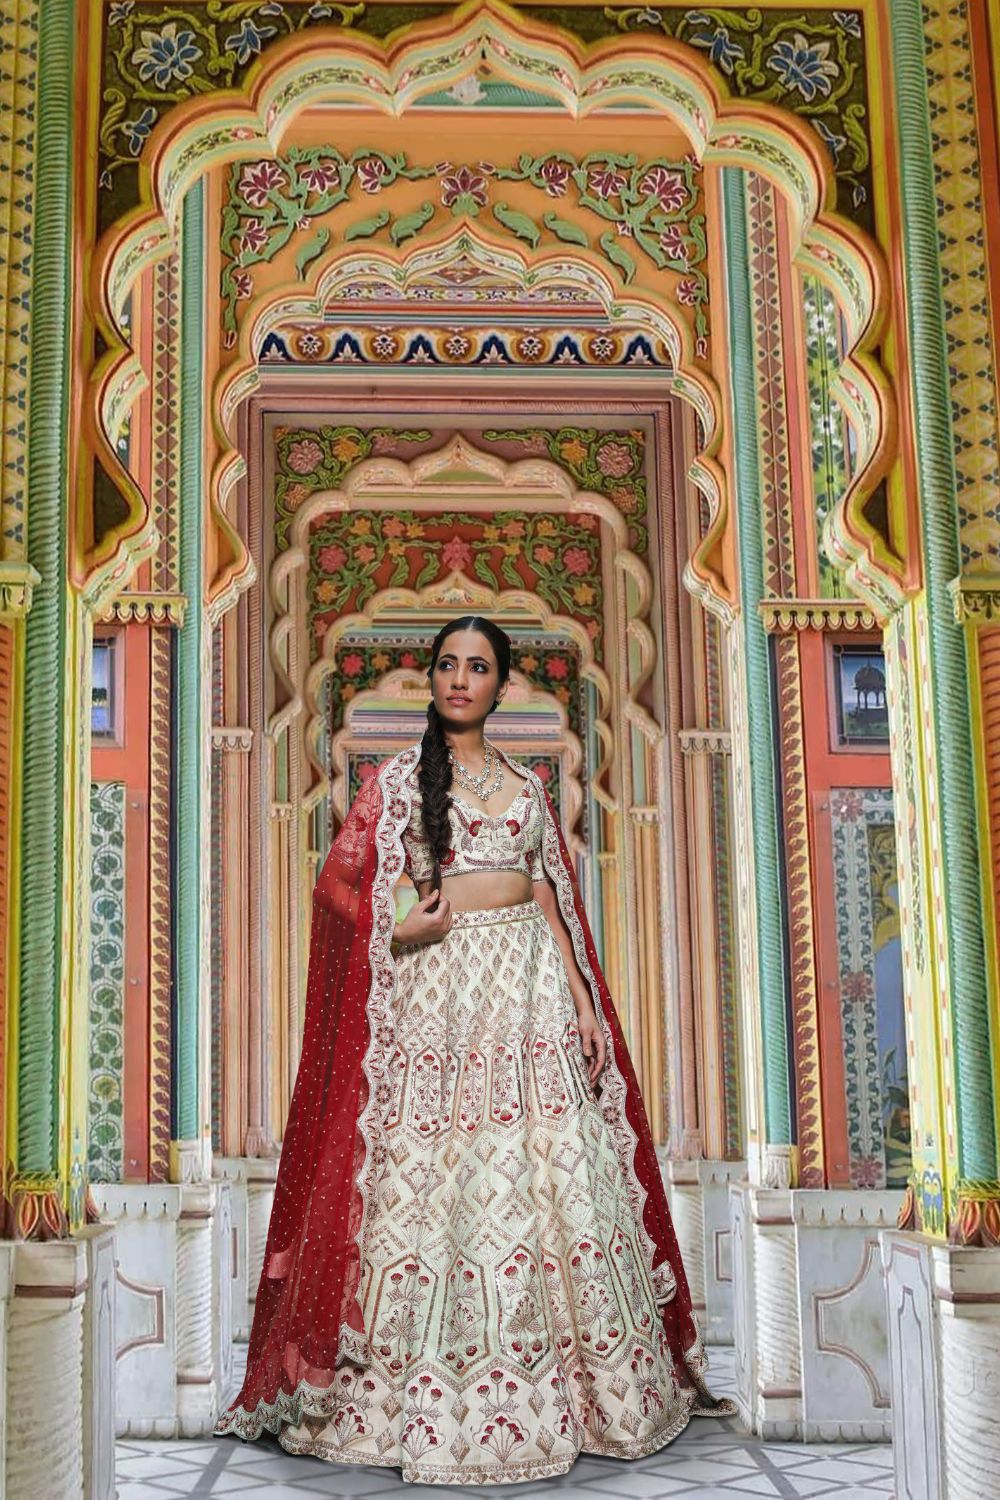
left=401, top=768, right=544, bottom=884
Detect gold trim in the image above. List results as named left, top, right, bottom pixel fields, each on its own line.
left=97, top=592, right=187, bottom=627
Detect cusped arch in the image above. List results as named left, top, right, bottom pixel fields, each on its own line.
left=85, top=0, right=897, bottom=621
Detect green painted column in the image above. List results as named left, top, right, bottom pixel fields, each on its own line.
left=17, top=0, right=74, bottom=1186
left=171, top=181, right=207, bottom=1164
left=889, top=0, right=997, bottom=1187
left=722, top=167, right=794, bottom=1154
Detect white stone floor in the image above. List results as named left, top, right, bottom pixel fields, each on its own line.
left=116, top=1347, right=895, bottom=1498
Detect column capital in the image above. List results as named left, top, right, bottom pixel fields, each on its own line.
left=0, top=562, right=41, bottom=618
left=759, top=598, right=879, bottom=634
left=97, top=591, right=187, bottom=627
left=948, top=575, right=1000, bottom=626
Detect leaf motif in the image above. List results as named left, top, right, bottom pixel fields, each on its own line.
left=344, top=208, right=391, bottom=242
left=492, top=201, right=541, bottom=249
left=542, top=212, right=589, bottom=247
left=599, top=231, right=637, bottom=285
left=389, top=201, right=435, bottom=246
left=294, top=226, right=331, bottom=279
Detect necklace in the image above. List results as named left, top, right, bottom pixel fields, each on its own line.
left=448, top=739, right=504, bottom=801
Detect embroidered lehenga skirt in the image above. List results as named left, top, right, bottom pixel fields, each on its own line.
left=278, top=898, right=695, bottom=1484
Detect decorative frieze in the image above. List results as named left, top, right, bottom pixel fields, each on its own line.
left=948, top=575, right=1000, bottom=626
left=211, top=726, right=253, bottom=753
left=678, top=727, right=732, bottom=756
left=97, top=592, right=187, bottom=627
left=759, top=599, right=878, bottom=633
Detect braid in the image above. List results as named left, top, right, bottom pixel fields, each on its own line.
left=419, top=615, right=511, bottom=898
left=418, top=701, right=454, bottom=893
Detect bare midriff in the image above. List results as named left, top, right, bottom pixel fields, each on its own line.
left=414, top=870, right=535, bottom=912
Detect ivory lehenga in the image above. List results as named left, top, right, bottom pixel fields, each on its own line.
left=217, top=741, right=729, bottom=1484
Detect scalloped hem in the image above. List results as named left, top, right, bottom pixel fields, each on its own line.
left=274, top=1391, right=697, bottom=1485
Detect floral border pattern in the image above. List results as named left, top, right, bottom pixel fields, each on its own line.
left=89, top=781, right=127, bottom=1183
left=220, top=146, right=707, bottom=349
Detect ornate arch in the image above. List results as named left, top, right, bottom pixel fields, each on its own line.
left=84, top=0, right=896, bottom=623
left=266, top=434, right=632, bottom=822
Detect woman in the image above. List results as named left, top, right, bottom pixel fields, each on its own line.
left=217, top=615, right=731, bottom=1483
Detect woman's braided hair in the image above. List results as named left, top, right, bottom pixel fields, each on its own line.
left=419, top=615, right=512, bottom=894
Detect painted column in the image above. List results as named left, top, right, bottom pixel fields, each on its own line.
left=170, top=180, right=212, bottom=1183
left=13, top=0, right=85, bottom=1233
left=721, top=167, right=794, bottom=1188
left=888, top=0, right=999, bottom=1230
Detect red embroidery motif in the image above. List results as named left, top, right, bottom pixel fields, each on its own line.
left=469, top=820, right=482, bottom=836
left=441, top=849, right=456, bottom=865
left=506, top=819, right=521, bottom=835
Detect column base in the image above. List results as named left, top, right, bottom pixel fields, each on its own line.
left=731, top=1184, right=900, bottom=1441
left=214, top=1157, right=278, bottom=1341
left=662, top=1156, right=744, bottom=1344
left=92, top=1180, right=233, bottom=1437
left=881, top=1229, right=1000, bottom=1500
left=4, top=1235, right=117, bottom=1499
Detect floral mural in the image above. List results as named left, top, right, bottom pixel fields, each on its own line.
left=325, top=635, right=585, bottom=737
left=829, top=788, right=910, bottom=1190
left=273, top=425, right=432, bottom=550
left=220, top=146, right=707, bottom=349
left=484, top=427, right=648, bottom=555
left=308, top=509, right=604, bottom=658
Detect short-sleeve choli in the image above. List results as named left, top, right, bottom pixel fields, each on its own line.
left=402, top=767, right=544, bottom=884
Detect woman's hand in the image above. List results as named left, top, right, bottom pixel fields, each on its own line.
left=393, top=889, right=453, bottom=946
left=576, top=1002, right=607, bottom=1086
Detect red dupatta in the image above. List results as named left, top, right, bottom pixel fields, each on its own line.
left=218, top=742, right=714, bottom=1442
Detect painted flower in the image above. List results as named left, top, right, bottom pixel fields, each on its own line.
left=516, top=334, right=544, bottom=361
left=371, top=652, right=391, bottom=671
left=224, top=17, right=277, bottom=66
left=238, top=159, right=287, bottom=208
left=675, top=277, right=700, bottom=306
left=501, top=519, right=525, bottom=538
left=610, top=484, right=638, bottom=514
left=331, top=434, right=361, bottom=461
left=831, top=790, right=864, bottom=820
left=559, top=437, right=589, bottom=465
left=534, top=544, right=555, bottom=565
left=108, top=0, right=134, bottom=24
left=231, top=268, right=253, bottom=298
left=562, top=547, right=591, bottom=577
left=851, top=1156, right=884, bottom=1188
left=538, top=159, right=571, bottom=197
left=637, top=165, right=687, bottom=212
left=658, top=224, right=688, bottom=263
left=587, top=165, right=627, bottom=201
left=588, top=334, right=617, bottom=361
left=371, top=332, right=400, bottom=360
left=314, top=579, right=337, bottom=604
left=286, top=437, right=324, bottom=475
left=442, top=535, right=473, bottom=570
left=812, top=118, right=847, bottom=162
left=686, top=16, right=744, bottom=75
left=444, top=333, right=471, bottom=359
left=131, top=22, right=202, bottom=89
left=355, top=543, right=377, bottom=563
left=318, top=543, right=347, bottom=572
left=519, top=653, right=538, bottom=672
left=399, top=651, right=418, bottom=668
left=767, top=33, right=840, bottom=101
left=299, top=160, right=341, bottom=195
left=121, top=106, right=157, bottom=157
left=576, top=513, right=599, bottom=531
left=349, top=516, right=373, bottom=535
left=341, top=684, right=357, bottom=701
left=833, top=10, right=863, bottom=38
left=284, top=482, right=309, bottom=510
left=535, top=762, right=552, bottom=782
left=841, top=970, right=874, bottom=1003
left=382, top=515, right=406, bottom=537
left=545, top=655, right=569, bottom=679
left=595, top=441, right=633, bottom=478
left=238, top=218, right=269, bottom=258
left=440, top=165, right=489, bottom=212
left=295, top=331, right=324, bottom=358
left=573, top=583, right=596, bottom=605
left=357, top=156, right=389, bottom=194
left=340, top=653, right=365, bottom=678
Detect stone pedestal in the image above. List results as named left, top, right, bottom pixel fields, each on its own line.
left=6, top=1240, right=88, bottom=1498
left=92, top=1179, right=233, bottom=1436
left=731, top=1183, right=900, bottom=1441
left=663, top=1157, right=743, bottom=1343
left=882, top=1230, right=1000, bottom=1500
left=214, top=1155, right=277, bottom=1341
left=79, top=1226, right=117, bottom=1500
left=794, top=1189, right=901, bottom=1441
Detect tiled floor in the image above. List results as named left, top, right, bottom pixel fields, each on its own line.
left=116, top=1348, right=895, bottom=1498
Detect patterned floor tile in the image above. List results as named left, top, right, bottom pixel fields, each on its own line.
left=117, top=1348, right=898, bottom=1497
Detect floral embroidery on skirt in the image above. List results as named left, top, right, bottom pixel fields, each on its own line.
left=278, top=900, right=695, bottom=1484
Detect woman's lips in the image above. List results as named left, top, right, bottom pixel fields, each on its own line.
left=448, top=696, right=471, bottom=705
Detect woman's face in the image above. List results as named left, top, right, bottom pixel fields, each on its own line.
left=430, top=628, right=503, bottom=728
